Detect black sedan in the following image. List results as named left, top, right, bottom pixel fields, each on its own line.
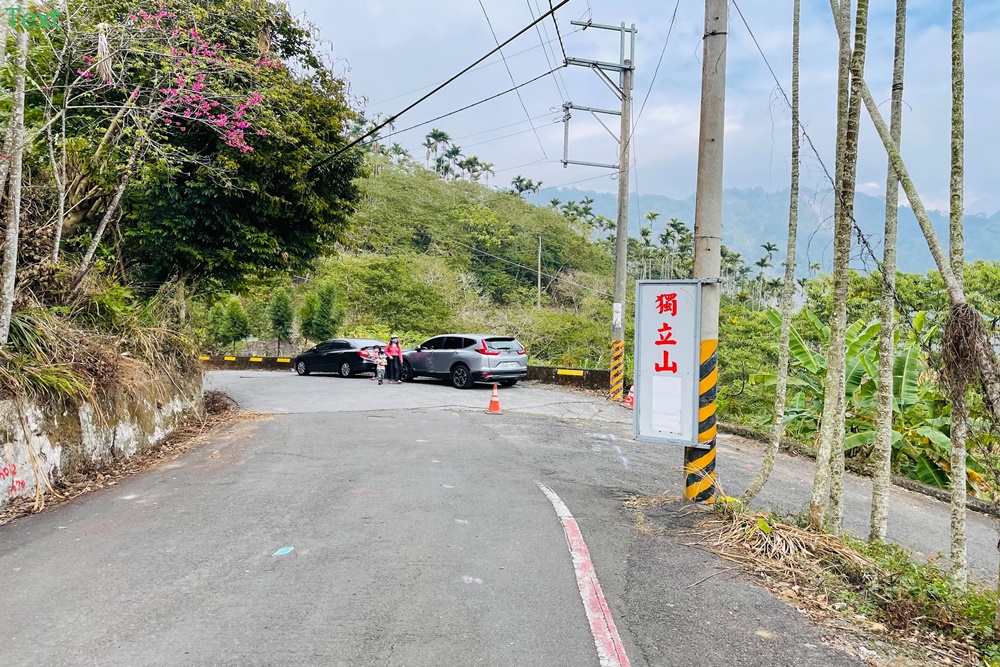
left=294, top=338, right=387, bottom=378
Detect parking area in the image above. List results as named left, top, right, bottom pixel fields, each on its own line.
left=205, top=370, right=632, bottom=423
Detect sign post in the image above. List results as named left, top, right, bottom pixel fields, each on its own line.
left=634, top=279, right=717, bottom=503
left=633, top=280, right=704, bottom=447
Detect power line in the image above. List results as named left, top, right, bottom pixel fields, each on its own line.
left=314, top=0, right=571, bottom=168
left=451, top=112, right=560, bottom=142
left=479, top=0, right=550, bottom=160
left=730, top=0, right=929, bottom=345
left=527, top=0, right=568, bottom=102
left=378, top=67, right=564, bottom=142
left=548, top=0, right=569, bottom=62
left=445, top=238, right=612, bottom=297
left=540, top=0, right=574, bottom=99
left=632, top=0, right=682, bottom=132
left=367, top=30, right=581, bottom=108
left=543, top=172, right=616, bottom=190
left=464, top=122, right=561, bottom=149
left=492, top=158, right=552, bottom=174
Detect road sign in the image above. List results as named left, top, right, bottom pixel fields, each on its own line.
left=633, top=280, right=703, bottom=447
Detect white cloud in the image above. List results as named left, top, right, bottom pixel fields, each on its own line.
left=294, top=0, right=1000, bottom=216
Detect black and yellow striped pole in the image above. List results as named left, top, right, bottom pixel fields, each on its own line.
left=685, top=339, right=718, bottom=502
left=610, top=339, right=626, bottom=401
left=686, top=0, right=728, bottom=503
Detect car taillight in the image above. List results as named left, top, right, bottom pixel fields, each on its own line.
left=517, top=349, right=526, bottom=355
left=476, top=343, right=501, bottom=356
left=358, top=350, right=370, bottom=358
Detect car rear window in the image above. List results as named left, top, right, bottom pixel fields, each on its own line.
left=485, top=337, right=523, bottom=352
left=349, top=339, right=385, bottom=348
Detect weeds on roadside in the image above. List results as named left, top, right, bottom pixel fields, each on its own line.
left=699, top=503, right=1000, bottom=665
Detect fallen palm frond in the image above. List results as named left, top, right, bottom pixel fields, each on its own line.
left=694, top=510, right=886, bottom=589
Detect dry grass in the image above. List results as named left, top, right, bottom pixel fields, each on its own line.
left=689, top=507, right=988, bottom=667
left=694, top=511, right=885, bottom=588
left=0, top=391, right=269, bottom=527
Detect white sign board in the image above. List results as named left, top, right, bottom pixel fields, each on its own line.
left=633, top=280, right=702, bottom=447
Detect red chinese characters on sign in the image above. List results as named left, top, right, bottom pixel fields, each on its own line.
left=655, top=293, right=678, bottom=317
left=654, top=294, right=680, bottom=374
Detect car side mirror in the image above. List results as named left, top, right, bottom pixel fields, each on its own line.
left=415, top=346, right=422, bottom=352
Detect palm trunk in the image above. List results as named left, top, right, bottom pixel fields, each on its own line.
left=829, top=0, right=871, bottom=535
left=810, top=0, right=855, bottom=531
left=870, top=0, right=907, bottom=543
left=948, top=0, right=968, bottom=588
left=743, top=0, right=801, bottom=504
left=0, top=25, right=29, bottom=346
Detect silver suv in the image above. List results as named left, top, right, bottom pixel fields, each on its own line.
left=401, top=334, right=528, bottom=389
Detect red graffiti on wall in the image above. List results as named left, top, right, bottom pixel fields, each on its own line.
left=2, top=463, right=25, bottom=497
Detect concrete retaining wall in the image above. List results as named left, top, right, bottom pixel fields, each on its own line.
left=0, top=372, right=202, bottom=507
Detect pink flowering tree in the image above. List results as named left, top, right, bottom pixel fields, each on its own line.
left=2, top=0, right=360, bottom=321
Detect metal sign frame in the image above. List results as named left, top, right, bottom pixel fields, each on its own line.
left=633, top=280, right=704, bottom=447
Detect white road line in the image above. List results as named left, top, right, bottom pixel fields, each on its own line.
left=536, top=483, right=632, bottom=667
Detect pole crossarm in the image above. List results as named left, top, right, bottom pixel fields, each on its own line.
left=564, top=102, right=621, bottom=116
left=566, top=56, right=631, bottom=73
left=562, top=159, right=619, bottom=169
left=570, top=19, right=638, bottom=33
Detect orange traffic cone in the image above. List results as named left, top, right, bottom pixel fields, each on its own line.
left=623, top=384, right=635, bottom=409
left=486, top=384, right=503, bottom=414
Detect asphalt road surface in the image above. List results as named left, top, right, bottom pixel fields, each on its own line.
left=2, top=370, right=982, bottom=666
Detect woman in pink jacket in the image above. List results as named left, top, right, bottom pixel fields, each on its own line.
left=385, top=335, right=404, bottom=384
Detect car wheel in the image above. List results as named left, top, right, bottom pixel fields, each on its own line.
left=401, top=361, right=414, bottom=382
left=295, top=360, right=309, bottom=376
left=500, top=379, right=518, bottom=387
left=339, top=361, right=353, bottom=378
left=450, top=364, right=473, bottom=389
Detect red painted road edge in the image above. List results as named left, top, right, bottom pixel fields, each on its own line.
left=537, top=483, right=632, bottom=667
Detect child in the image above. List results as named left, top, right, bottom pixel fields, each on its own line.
left=374, top=346, right=388, bottom=385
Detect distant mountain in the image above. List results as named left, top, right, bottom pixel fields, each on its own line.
left=527, top=186, right=1000, bottom=275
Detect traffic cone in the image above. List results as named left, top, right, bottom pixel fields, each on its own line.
left=623, top=384, right=635, bottom=409
left=486, top=384, right=503, bottom=414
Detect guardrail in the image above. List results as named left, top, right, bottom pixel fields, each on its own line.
left=199, top=356, right=612, bottom=390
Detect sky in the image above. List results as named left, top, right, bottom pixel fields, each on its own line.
left=289, top=0, right=1000, bottom=217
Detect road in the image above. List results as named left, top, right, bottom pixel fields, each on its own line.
left=0, top=370, right=979, bottom=666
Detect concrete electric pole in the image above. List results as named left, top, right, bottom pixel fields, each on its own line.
left=560, top=20, right=636, bottom=401
left=686, top=0, right=728, bottom=503
left=537, top=234, right=543, bottom=309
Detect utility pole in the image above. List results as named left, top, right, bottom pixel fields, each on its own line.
left=685, top=0, right=728, bottom=503
left=612, top=62, right=634, bottom=402
left=537, top=235, right=543, bottom=308
left=561, top=20, right=636, bottom=401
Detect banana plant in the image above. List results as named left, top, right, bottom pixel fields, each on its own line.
left=753, top=310, right=983, bottom=492
left=752, top=310, right=880, bottom=434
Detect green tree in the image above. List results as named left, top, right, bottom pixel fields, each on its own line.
left=268, top=288, right=295, bottom=355
left=299, top=282, right=341, bottom=343
left=215, top=298, right=251, bottom=353
left=245, top=298, right=270, bottom=340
